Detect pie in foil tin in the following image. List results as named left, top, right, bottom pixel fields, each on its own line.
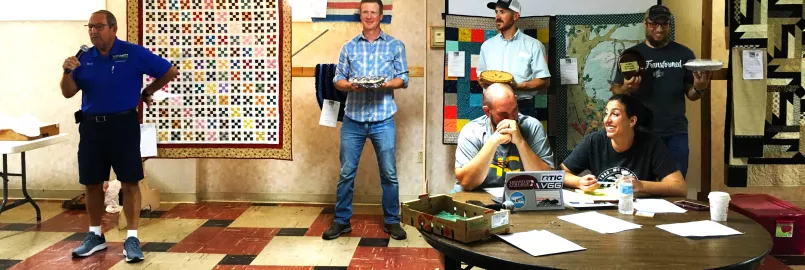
left=684, top=59, right=724, bottom=71
left=350, top=76, right=386, bottom=89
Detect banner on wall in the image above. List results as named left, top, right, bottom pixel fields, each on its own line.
left=310, top=0, right=393, bottom=24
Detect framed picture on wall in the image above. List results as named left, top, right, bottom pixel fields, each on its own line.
left=431, top=26, right=445, bottom=48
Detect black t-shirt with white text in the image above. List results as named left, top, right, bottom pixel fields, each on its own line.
left=562, top=130, right=680, bottom=188
left=615, top=41, right=695, bottom=137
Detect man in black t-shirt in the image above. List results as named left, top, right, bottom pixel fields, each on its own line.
left=611, top=5, right=712, bottom=179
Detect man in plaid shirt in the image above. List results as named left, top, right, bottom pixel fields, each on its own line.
left=323, top=0, right=409, bottom=241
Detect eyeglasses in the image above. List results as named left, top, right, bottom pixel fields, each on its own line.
left=645, top=21, right=670, bottom=29
left=84, top=24, right=110, bottom=31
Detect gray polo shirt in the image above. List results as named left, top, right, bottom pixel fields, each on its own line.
left=455, top=114, right=554, bottom=191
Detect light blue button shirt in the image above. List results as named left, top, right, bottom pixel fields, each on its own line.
left=333, top=31, right=409, bottom=122
left=477, top=29, right=550, bottom=98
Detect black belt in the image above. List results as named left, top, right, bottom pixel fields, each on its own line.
left=82, top=109, right=137, bottom=123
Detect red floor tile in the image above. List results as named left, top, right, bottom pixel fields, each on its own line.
left=306, top=214, right=389, bottom=238
left=171, top=227, right=279, bottom=255
left=10, top=240, right=123, bottom=270
left=161, top=202, right=252, bottom=220
left=32, top=210, right=120, bottom=233
left=349, top=247, right=442, bottom=270
left=213, top=266, right=313, bottom=270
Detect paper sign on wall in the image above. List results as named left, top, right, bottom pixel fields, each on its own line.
left=447, top=51, right=466, bottom=77
left=560, top=58, right=579, bottom=85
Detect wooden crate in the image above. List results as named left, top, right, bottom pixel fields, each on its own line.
left=401, top=194, right=511, bottom=243
left=0, top=123, right=60, bottom=141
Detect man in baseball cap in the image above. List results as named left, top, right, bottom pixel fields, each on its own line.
left=477, top=0, right=551, bottom=120
left=487, top=0, right=521, bottom=13
left=610, top=4, right=712, bottom=180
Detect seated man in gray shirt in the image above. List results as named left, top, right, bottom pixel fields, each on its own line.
left=454, top=83, right=555, bottom=191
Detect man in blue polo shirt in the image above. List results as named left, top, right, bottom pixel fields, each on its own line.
left=477, top=0, right=551, bottom=119
left=60, top=10, right=178, bottom=263
left=322, top=0, right=409, bottom=241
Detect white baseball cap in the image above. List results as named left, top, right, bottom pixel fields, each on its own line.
left=487, top=0, right=521, bottom=13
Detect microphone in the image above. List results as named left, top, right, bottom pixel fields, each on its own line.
left=64, top=45, right=89, bottom=74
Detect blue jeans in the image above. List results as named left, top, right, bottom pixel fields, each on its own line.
left=335, top=116, right=400, bottom=225
left=661, top=134, right=689, bottom=178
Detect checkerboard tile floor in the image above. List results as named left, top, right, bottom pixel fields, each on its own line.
left=0, top=201, right=442, bottom=270
left=0, top=200, right=802, bottom=270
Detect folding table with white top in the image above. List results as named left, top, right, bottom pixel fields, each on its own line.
left=0, top=134, right=69, bottom=221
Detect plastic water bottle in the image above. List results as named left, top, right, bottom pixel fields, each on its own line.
left=618, top=176, right=634, bottom=215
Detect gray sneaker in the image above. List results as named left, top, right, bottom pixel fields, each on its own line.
left=71, top=232, right=107, bottom=257
left=123, top=237, right=144, bottom=263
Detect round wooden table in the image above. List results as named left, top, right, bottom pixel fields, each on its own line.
left=419, top=192, right=773, bottom=270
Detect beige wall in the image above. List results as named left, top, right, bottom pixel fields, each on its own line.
left=664, top=0, right=703, bottom=199
left=0, top=0, right=427, bottom=203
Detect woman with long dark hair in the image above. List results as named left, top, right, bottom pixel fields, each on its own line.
left=560, top=94, right=687, bottom=197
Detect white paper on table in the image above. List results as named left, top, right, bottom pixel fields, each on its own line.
left=0, top=113, right=45, bottom=137
left=140, top=123, right=157, bottom=157
left=742, top=49, right=764, bottom=80
left=496, top=230, right=586, bottom=257
left=447, top=51, right=466, bottom=77
left=484, top=187, right=504, bottom=198
left=559, top=58, right=579, bottom=85
left=562, top=190, right=616, bottom=208
left=558, top=211, right=642, bottom=234
left=150, top=90, right=180, bottom=102
left=656, top=220, right=744, bottom=237
left=634, top=199, right=688, bottom=213
left=319, top=99, right=340, bottom=127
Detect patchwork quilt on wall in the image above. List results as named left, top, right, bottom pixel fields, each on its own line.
left=127, top=0, right=292, bottom=159
left=554, top=14, right=675, bottom=162
left=725, top=0, right=805, bottom=187
left=442, top=14, right=552, bottom=144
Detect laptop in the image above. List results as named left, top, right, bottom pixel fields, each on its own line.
left=497, top=171, right=566, bottom=211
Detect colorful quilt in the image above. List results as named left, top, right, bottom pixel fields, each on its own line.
left=310, top=0, right=393, bottom=24
left=442, top=14, right=552, bottom=144
left=127, top=0, right=292, bottom=159
left=725, top=0, right=805, bottom=187
left=554, top=14, right=675, bottom=162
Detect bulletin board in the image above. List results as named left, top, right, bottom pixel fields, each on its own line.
left=441, top=14, right=553, bottom=145
left=128, top=0, right=293, bottom=160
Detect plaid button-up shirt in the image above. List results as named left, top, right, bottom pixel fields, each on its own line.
left=333, top=31, right=409, bottom=122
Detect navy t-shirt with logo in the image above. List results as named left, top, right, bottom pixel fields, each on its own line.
left=614, top=41, right=695, bottom=137
left=561, top=130, right=680, bottom=188
left=72, top=38, right=173, bottom=115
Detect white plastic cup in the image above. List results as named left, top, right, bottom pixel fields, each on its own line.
left=708, top=192, right=731, bottom=221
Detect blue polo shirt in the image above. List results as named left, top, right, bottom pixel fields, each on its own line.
left=72, top=38, right=172, bottom=115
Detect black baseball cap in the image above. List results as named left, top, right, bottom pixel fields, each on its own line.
left=487, top=0, right=521, bottom=13
left=646, top=5, right=672, bottom=21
